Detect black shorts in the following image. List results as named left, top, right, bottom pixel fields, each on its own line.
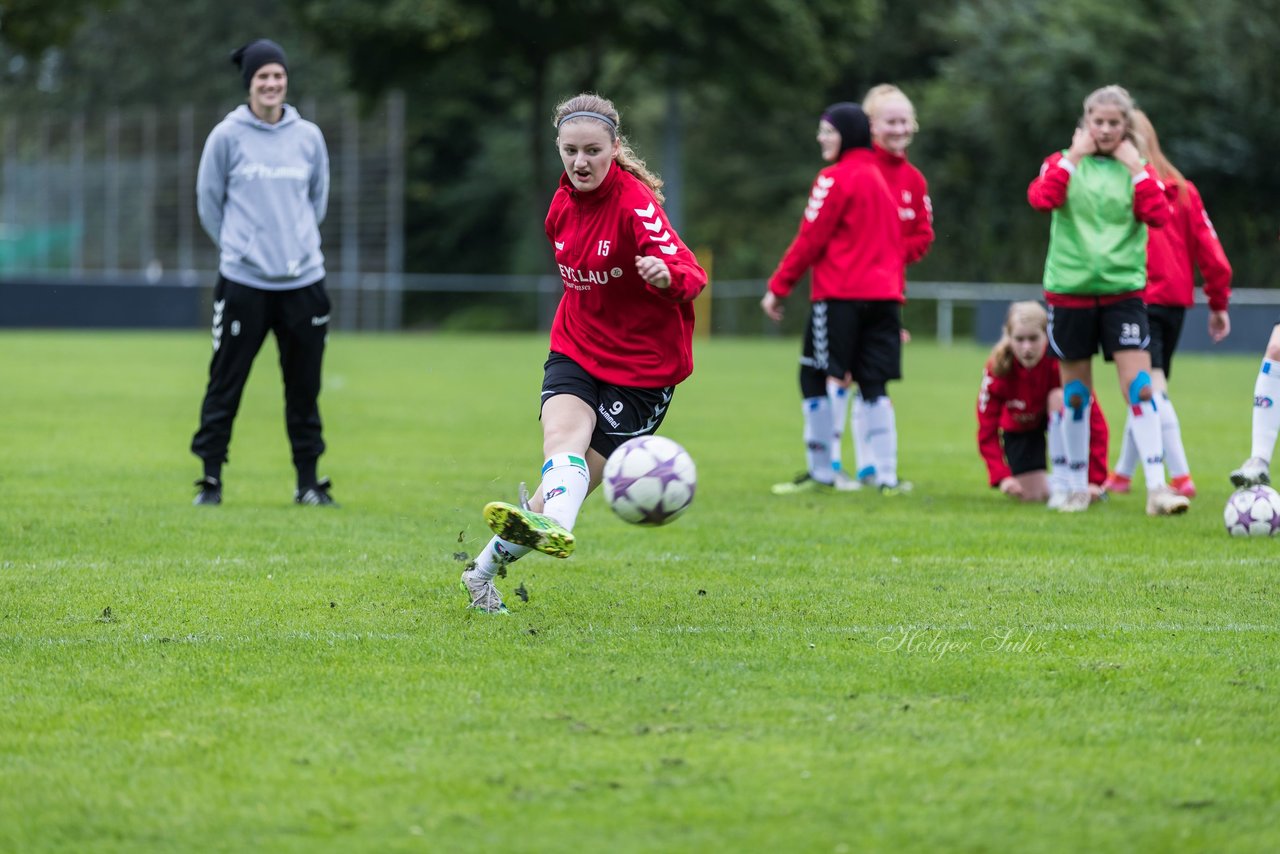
left=541, top=352, right=673, bottom=458
left=1003, top=430, right=1047, bottom=476
left=1146, top=304, right=1186, bottom=378
left=800, top=299, right=902, bottom=384
left=1047, top=297, right=1148, bottom=362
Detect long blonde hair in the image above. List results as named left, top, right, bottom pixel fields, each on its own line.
left=553, top=93, right=664, bottom=203
left=1131, top=108, right=1188, bottom=202
left=988, top=301, right=1048, bottom=377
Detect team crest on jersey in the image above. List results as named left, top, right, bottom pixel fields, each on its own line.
left=611, top=267, right=623, bottom=278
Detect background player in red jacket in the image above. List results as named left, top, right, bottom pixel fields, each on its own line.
left=460, top=93, right=707, bottom=614
left=978, top=301, right=1109, bottom=504
left=838, top=84, right=937, bottom=490
left=1103, top=109, right=1232, bottom=498
left=763, top=102, right=907, bottom=494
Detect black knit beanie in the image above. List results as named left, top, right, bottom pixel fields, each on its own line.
left=231, top=39, right=288, bottom=89
left=821, top=102, right=871, bottom=154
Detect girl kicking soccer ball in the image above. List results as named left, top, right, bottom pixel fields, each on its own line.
left=978, top=301, right=1109, bottom=506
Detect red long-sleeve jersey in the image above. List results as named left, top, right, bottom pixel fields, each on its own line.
left=544, top=165, right=707, bottom=388
left=871, top=143, right=934, bottom=265
left=768, top=148, right=905, bottom=303
left=977, top=354, right=1109, bottom=487
left=1144, top=178, right=1232, bottom=311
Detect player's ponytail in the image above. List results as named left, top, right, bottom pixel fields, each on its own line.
left=553, top=93, right=665, bottom=203
left=988, top=301, right=1048, bottom=378
left=1131, top=109, right=1188, bottom=204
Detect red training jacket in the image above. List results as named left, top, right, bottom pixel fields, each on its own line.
left=1145, top=178, right=1232, bottom=311
left=977, top=354, right=1109, bottom=487
left=871, top=143, right=934, bottom=266
left=544, top=164, right=707, bottom=388
left=768, top=147, right=905, bottom=303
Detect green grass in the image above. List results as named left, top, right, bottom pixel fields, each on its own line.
left=1, top=330, right=1276, bottom=853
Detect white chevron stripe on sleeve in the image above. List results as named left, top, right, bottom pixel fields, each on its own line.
left=634, top=203, right=656, bottom=218
left=659, top=244, right=678, bottom=255
left=641, top=218, right=662, bottom=233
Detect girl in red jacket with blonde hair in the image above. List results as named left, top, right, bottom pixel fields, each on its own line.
left=836, top=84, right=937, bottom=489
left=1103, top=109, right=1232, bottom=498
left=460, top=93, right=707, bottom=614
left=979, top=301, right=1109, bottom=505
left=763, top=102, right=907, bottom=495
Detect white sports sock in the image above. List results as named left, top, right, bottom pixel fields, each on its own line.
left=801, top=397, right=834, bottom=482
left=1158, top=393, right=1190, bottom=478
left=865, top=397, right=898, bottom=486
left=1113, top=413, right=1138, bottom=479
left=1062, top=398, right=1090, bottom=493
left=852, top=394, right=875, bottom=481
left=827, top=380, right=849, bottom=474
left=537, top=453, right=591, bottom=530
left=1047, top=410, right=1069, bottom=495
left=1251, top=360, right=1280, bottom=463
left=470, top=536, right=530, bottom=581
left=1128, top=399, right=1166, bottom=490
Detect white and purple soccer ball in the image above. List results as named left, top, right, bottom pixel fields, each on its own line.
left=602, top=435, right=697, bottom=526
left=1223, top=485, right=1280, bottom=537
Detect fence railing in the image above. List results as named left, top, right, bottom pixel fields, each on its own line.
left=3, top=271, right=1276, bottom=350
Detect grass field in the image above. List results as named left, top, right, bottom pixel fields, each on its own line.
left=1, top=329, right=1277, bottom=853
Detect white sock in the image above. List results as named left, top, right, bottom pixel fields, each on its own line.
left=1158, top=393, right=1189, bottom=478
left=853, top=394, right=875, bottom=481
left=1251, top=360, right=1280, bottom=462
left=537, top=453, right=591, bottom=530
left=827, top=380, right=849, bottom=474
left=1062, top=396, right=1090, bottom=493
left=1047, top=410, right=1069, bottom=495
left=802, top=397, right=834, bottom=483
left=1114, top=413, right=1137, bottom=479
left=1129, top=399, right=1166, bottom=490
left=865, top=397, right=898, bottom=486
left=470, top=536, right=530, bottom=581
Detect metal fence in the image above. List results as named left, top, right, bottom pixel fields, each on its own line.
left=0, top=92, right=405, bottom=329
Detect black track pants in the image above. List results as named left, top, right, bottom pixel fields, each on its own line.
left=191, top=276, right=330, bottom=468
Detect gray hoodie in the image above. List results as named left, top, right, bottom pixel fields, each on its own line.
left=196, top=104, right=329, bottom=290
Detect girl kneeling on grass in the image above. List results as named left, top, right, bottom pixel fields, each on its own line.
left=978, top=301, right=1109, bottom=506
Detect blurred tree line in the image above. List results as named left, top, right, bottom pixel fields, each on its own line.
left=3, top=0, right=1277, bottom=287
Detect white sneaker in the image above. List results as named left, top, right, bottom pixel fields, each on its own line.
left=460, top=565, right=509, bottom=614
left=1046, top=490, right=1068, bottom=510
left=1230, top=457, right=1270, bottom=488
left=1146, top=485, right=1190, bottom=517
left=833, top=470, right=863, bottom=492
left=1057, top=491, right=1091, bottom=513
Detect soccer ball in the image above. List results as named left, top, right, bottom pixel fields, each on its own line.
left=1223, top=485, right=1280, bottom=537
left=602, top=435, right=697, bottom=526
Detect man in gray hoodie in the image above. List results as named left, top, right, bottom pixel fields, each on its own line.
left=190, top=39, right=335, bottom=506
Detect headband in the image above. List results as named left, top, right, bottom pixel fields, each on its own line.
left=557, top=110, right=617, bottom=131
